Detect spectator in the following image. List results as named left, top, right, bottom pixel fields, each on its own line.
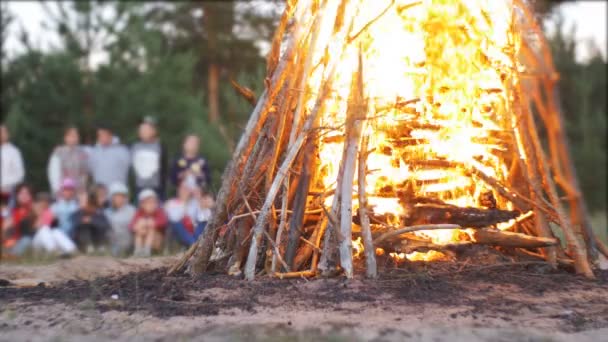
left=87, top=124, right=130, bottom=188
left=71, top=191, right=111, bottom=253
left=131, top=116, right=167, bottom=199
left=94, top=183, right=110, bottom=209
left=105, top=182, right=136, bottom=256
left=50, top=178, right=79, bottom=237
left=195, top=189, right=215, bottom=234
left=47, top=126, right=89, bottom=195
left=170, top=134, right=211, bottom=191
left=130, top=189, right=167, bottom=257
left=165, top=182, right=199, bottom=247
left=0, top=124, right=25, bottom=197
left=2, top=184, right=35, bottom=256
left=31, top=192, right=77, bottom=256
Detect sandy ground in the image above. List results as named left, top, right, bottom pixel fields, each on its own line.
left=1, top=255, right=608, bottom=341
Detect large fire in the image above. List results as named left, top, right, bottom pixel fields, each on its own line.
left=302, top=0, right=524, bottom=261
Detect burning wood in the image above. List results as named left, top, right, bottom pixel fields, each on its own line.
left=169, top=0, right=605, bottom=280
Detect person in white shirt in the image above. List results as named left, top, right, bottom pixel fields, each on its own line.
left=0, top=125, right=25, bottom=195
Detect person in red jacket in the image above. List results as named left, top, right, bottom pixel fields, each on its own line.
left=2, top=183, right=35, bottom=256
left=130, top=189, right=167, bottom=257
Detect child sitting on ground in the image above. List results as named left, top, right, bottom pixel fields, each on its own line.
left=31, top=192, right=77, bottom=256
left=195, top=189, right=215, bottom=235
left=2, top=184, right=36, bottom=256
left=50, top=178, right=79, bottom=238
left=71, top=191, right=111, bottom=253
left=130, top=189, right=168, bottom=257
left=165, top=181, right=198, bottom=247
left=104, top=182, right=135, bottom=256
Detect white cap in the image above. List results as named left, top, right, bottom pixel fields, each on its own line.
left=138, top=188, right=157, bottom=202
left=108, top=182, right=129, bottom=197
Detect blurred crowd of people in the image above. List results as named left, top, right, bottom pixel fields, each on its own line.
left=1, top=117, right=215, bottom=259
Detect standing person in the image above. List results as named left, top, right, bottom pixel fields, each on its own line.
left=50, top=178, right=79, bottom=238
left=130, top=189, right=167, bottom=257
left=131, top=116, right=167, bottom=199
left=71, top=191, right=111, bottom=253
left=47, top=126, right=89, bottom=195
left=0, top=124, right=25, bottom=198
left=87, top=124, right=130, bottom=188
left=105, top=182, right=136, bottom=257
left=165, top=182, right=199, bottom=247
left=170, top=134, right=211, bottom=191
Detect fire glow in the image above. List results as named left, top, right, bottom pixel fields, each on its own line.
left=175, top=0, right=601, bottom=280
left=302, top=0, right=519, bottom=261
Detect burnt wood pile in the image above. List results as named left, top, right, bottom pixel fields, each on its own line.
left=169, top=0, right=607, bottom=280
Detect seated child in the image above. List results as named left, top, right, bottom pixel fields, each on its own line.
left=94, top=183, right=110, bottom=209
left=2, top=184, right=36, bottom=256
left=165, top=182, right=199, bottom=247
left=50, top=178, right=79, bottom=237
left=195, top=189, right=215, bottom=235
left=71, top=191, right=111, bottom=253
left=31, top=192, right=77, bottom=256
left=130, top=189, right=168, bottom=257
left=104, top=182, right=136, bottom=256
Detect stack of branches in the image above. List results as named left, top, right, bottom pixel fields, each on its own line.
left=169, top=0, right=607, bottom=280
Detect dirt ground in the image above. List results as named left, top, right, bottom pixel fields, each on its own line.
left=1, top=250, right=608, bottom=342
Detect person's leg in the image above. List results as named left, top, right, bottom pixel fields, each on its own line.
left=51, top=229, right=77, bottom=254
left=33, top=226, right=56, bottom=253
left=10, top=236, right=32, bottom=256
left=141, top=225, right=155, bottom=257
left=75, top=224, right=94, bottom=253
left=150, top=230, right=164, bottom=252
left=132, top=220, right=146, bottom=256
left=91, top=224, right=109, bottom=252
left=170, top=221, right=195, bottom=246
left=194, top=222, right=207, bottom=240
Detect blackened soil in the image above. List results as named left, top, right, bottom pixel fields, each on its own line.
left=1, top=250, right=607, bottom=332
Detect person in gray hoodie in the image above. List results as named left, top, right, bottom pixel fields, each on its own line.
left=104, top=182, right=135, bottom=256
left=131, top=116, right=167, bottom=199
left=87, top=124, right=130, bottom=188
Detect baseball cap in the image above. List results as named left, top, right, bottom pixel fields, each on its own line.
left=138, top=188, right=157, bottom=202
left=61, top=178, right=76, bottom=189
left=109, top=182, right=129, bottom=197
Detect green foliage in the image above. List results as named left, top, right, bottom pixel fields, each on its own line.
left=1, top=2, right=274, bottom=193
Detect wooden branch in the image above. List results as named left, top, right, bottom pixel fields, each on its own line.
left=263, top=230, right=290, bottom=273
left=404, top=205, right=520, bottom=228
left=275, top=271, right=316, bottom=279
left=354, top=50, right=377, bottom=279
left=243, top=42, right=347, bottom=280
left=347, top=0, right=395, bottom=43
left=229, top=78, right=257, bottom=106
left=185, top=88, right=269, bottom=276
left=337, top=48, right=367, bottom=279
left=472, top=229, right=559, bottom=249
left=285, top=142, right=315, bottom=269
left=373, top=224, right=461, bottom=245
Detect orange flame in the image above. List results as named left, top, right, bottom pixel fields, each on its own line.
left=298, top=0, right=524, bottom=262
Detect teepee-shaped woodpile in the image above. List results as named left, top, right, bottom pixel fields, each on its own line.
left=170, top=0, right=607, bottom=280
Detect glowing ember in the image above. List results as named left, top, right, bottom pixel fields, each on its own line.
left=390, top=250, right=449, bottom=262
left=302, top=0, right=523, bottom=262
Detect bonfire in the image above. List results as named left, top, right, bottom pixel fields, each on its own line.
left=170, top=0, right=608, bottom=280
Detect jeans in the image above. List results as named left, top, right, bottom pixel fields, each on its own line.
left=9, top=236, right=32, bottom=256
left=170, top=221, right=207, bottom=247
left=74, top=224, right=108, bottom=252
